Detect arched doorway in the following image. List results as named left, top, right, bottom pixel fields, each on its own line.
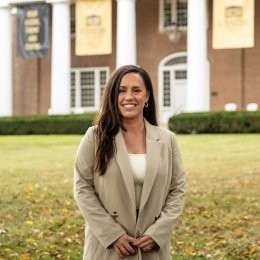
left=158, top=52, right=187, bottom=125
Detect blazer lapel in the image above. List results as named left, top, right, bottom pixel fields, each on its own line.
left=139, top=120, right=161, bottom=211
left=115, top=129, right=136, bottom=209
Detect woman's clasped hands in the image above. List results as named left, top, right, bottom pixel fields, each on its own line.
left=112, top=234, right=157, bottom=258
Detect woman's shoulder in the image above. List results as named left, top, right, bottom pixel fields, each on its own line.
left=154, top=125, right=177, bottom=141
left=86, top=125, right=96, bottom=133
left=155, top=125, right=175, bottom=135
left=145, top=120, right=176, bottom=141
left=82, top=125, right=97, bottom=142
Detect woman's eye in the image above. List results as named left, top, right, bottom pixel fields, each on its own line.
left=119, top=89, right=125, bottom=93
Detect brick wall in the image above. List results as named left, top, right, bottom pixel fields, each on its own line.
left=12, top=0, right=260, bottom=115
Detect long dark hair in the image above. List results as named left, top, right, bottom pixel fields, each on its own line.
left=94, top=65, right=157, bottom=175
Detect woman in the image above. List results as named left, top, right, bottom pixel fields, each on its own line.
left=74, top=65, right=185, bottom=260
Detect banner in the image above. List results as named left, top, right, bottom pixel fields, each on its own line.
left=76, top=0, right=112, bottom=56
left=212, top=0, right=254, bottom=49
left=17, top=4, right=49, bottom=58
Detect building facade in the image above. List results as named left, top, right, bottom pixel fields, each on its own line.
left=0, top=0, right=260, bottom=124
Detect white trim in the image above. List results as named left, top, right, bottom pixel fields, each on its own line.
left=46, top=0, right=69, bottom=4
left=0, top=1, right=11, bottom=8
left=158, top=0, right=164, bottom=32
left=159, top=51, right=187, bottom=67
left=8, top=0, right=45, bottom=5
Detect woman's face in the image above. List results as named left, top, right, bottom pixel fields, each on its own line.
left=117, top=72, right=150, bottom=121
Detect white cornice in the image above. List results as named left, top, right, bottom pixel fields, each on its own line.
left=6, top=0, right=45, bottom=7
left=1, top=0, right=72, bottom=7
left=9, top=0, right=45, bottom=4
left=0, top=1, right=10, bottom=8
left=46, top=0, right=70, bottom=3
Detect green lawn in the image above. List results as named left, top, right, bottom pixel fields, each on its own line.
left=0, top=134, right=259, bottom=260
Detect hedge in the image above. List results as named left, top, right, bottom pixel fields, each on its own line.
left=0, top=113, right=97, bottom=135
left=168, top=111, right=260, bottom=133
left=1, top=111, right=260, bottom=135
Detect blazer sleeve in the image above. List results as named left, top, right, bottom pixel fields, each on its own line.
left=74, top=127, right=126, bottom=249
left=143, top=133, right=185, bottom=249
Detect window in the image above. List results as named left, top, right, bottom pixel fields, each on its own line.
left=81, top=71, right=95, bottom=107
left=70, top=4, right=75, bottom=35
left=71, top=71, right=76, bottom=107
left=160, top=0, right=188, bottom=31
left=163, top=71, right=171, bottom=107
left=70, top=68, right=109, bottom=112
left=175, top=70, right=187, bottom=79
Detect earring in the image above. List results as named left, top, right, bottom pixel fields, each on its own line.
left=144, top=102, right=148, bottom=107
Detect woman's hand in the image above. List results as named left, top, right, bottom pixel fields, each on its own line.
left=132, top=235, right=157, bottom=252
left=112, top=234, right=137, bottom=258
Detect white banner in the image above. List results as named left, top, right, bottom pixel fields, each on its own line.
left=213, top=0, right=254, bottom=49
left=76, top=0, right=112, bottom=55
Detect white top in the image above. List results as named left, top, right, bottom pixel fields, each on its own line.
left=128, top=154, right=146, bottom=209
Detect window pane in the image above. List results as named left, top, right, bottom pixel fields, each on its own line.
left=177, top=1, right=187, bottom=26
left=81, top=72, right=95, bottom=107
left=70, top=4, right=75, bottom=35
left=70, top=72, right=76, bottom=107
left=165, top=56, right=187, bottom=66
left=100, top=70, right=107, bottom=98
left=175, top=70, right=187, bottom=79
left=163, top=0, right=187, bottom=28
left=163, top=71, right=171, bottom=107
left=164, top=0, right=173, bottom=27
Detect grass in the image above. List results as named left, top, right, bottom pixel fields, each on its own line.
left=0, top=134, right=259, bottom=260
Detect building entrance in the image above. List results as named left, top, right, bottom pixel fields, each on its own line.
left=158, top=52, right=187, bottom=125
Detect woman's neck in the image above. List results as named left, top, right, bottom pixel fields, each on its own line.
left=122, top=117, right=145, bottom=133
left=121, top=117, right=147, bottom=154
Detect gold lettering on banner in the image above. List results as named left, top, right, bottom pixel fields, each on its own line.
left=24, top=18, right=40, bottom=26
left=24, top=8, right=42, bottom=51
left=28, top=34, right=38, bottom=42
left=224, top=6, right=244, bottom=33
left=25, top=27, right=40, bottom=34
left=25, top=43, right=41, bottom=50
left=26, top=10, right=38, bottom=18
left=86, top=15, right=101, bottom=26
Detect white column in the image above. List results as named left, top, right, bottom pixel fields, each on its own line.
left=47, top=0, right=71, bottom=115
left=0, top=1, right=12, bottom=116
left=187, top=0, right=209, bottom=112
left=116, top=0, right=136, bottom=67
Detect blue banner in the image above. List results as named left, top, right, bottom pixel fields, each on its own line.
left=17, top=4, right=49, bottom=58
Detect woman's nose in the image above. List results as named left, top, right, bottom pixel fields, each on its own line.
left=125, top=90, right=133, bottom=99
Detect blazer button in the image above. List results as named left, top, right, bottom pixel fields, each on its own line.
left=111, top=211, right=119, bottom=218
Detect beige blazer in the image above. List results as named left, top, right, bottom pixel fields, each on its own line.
left=74, top=120, right=185, bottom=260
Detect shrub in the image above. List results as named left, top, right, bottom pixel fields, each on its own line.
left=0, top=113, right=97, bottom=135
left=168, top=111, right=260, bottom=133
